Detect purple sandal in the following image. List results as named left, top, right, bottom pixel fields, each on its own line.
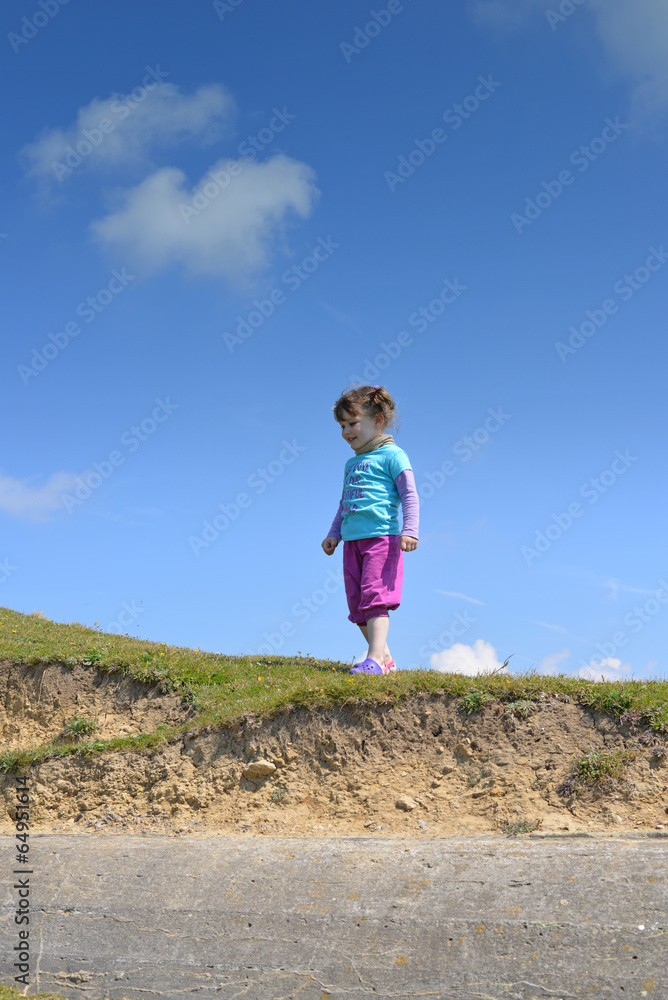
left=349, top=658, right=383, bottom=675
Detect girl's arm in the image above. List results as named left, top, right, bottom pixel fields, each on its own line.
left=327, top=491, right=344, bottom=540
left=395, top=469, right=419, bottom=539
left=322, top=487, right=344, bottom=554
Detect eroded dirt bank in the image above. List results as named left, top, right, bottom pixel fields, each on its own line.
left=1, top=661, right=667, bottom=836
left=0, top=660, right=190, bottom=748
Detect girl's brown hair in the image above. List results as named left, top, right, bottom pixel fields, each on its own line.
left=331, top=384, right=399, bottom=432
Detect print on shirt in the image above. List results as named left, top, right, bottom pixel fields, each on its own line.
left=340, top=446, right=412, bottom=541
left=343, top=460, right=370, bottom=512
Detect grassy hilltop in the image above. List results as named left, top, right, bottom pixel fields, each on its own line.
left=1, top=604, right=666, bottom=772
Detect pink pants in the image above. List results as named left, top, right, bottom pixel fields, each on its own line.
left=343, top=535, right=403, bottom=625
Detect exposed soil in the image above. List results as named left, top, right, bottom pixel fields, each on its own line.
left=0, top=660, right=191, bottom=749
left=2, top=660, right=668, bottom=837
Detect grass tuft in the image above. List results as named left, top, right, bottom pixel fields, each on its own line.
left=460, top=688, right=492, bottom=714
left=504, top=699, right=538, bottom=719
left=61, top=715, right=99, bottom=740
left=501, top=818, right=542, bottom=835
left=0, top=988, right=70, bottom=1000
left=557, top=747, right=638, bottom=798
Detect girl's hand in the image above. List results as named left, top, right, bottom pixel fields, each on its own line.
left=400, top=535, right=418, bottom=552
left=322, top=536, right=339, bottom=555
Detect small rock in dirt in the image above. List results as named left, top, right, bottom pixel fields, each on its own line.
left=441, top=762, right=457, bottom=774
left=455, top=741, right=474, bottom=759
left=242, top=759, right=277, bottom=779
left=418, top=819, right=427, bottom=831
left=395, top=795, right=417, bottom=812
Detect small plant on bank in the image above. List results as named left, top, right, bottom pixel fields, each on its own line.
left=81, top=649, right=103, bottom=666
left=638, top=730, right=662, bottom=748
left=270, top=786, right=288, bottom=803
left=645, top=705, right=668, bottom=733
left=461, top=688, right=492, bottom=714
left=62, top=716, right=99, bottom=740
left=501, top=818, right=542, bottom=835
left=557, top=747, right=638, bottom=798
left=636, top=730, right=668, bottom=760
left=504, top=699, right=538, bottom=719
left=619, top=709, right=643, bottom=731
left=620, top=707, right=668, bottom=736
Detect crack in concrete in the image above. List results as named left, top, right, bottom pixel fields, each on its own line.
left=510, top=982, right=579, bottom=997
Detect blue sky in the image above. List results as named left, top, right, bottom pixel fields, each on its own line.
left=2, top=0, right=667, bottom=679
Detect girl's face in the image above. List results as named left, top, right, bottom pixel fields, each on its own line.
left=338, top=409, right=386, bottom=450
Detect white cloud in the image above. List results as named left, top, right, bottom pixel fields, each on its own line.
left=314, top=298, right=365, bottom=335
left=577, top=656, right=632, bottom=681
left=90, top=154, right=319, bottom=285
left=529, top=618, right=569, bottom=633
left=20, top=80, right=234, bottom=180
left=471, top=0, right=668, bottom=116
left=470, top=0, right=539, bottom=29
left=0, top=470, right=83, bottom=521
left=589, top=0, right=668, bottom=118
left=600, top=576, right=658, bottom=601
left=527, top=618, right=594, bottom=644
left=435, top=589, right=485, bottom=605
left=538, top=647, right=571, bottom=675
left=430, top=639, right=509, bottom=676
left=539, top=569, right=657, bottom=601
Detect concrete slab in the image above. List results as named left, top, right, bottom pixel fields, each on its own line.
left=1, top=834, right=667, bottom=999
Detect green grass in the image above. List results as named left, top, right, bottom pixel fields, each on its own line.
left=504, top=699, right=539, bottom=719
left=501, top=819, right=542, bottom=835
left=557, top=747, right=639, bottom=798
left=0, top=990, right=131, bottom=1000
left=62, top=715, right=99, bottom=739
left=0, top=989, right=69, bottom=1000
left=460, top=688, right=493, bottom=714
left=1, top=605, right=667, bottom=772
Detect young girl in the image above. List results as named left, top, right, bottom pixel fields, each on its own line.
left=321, top=384, right=419, bottom=675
